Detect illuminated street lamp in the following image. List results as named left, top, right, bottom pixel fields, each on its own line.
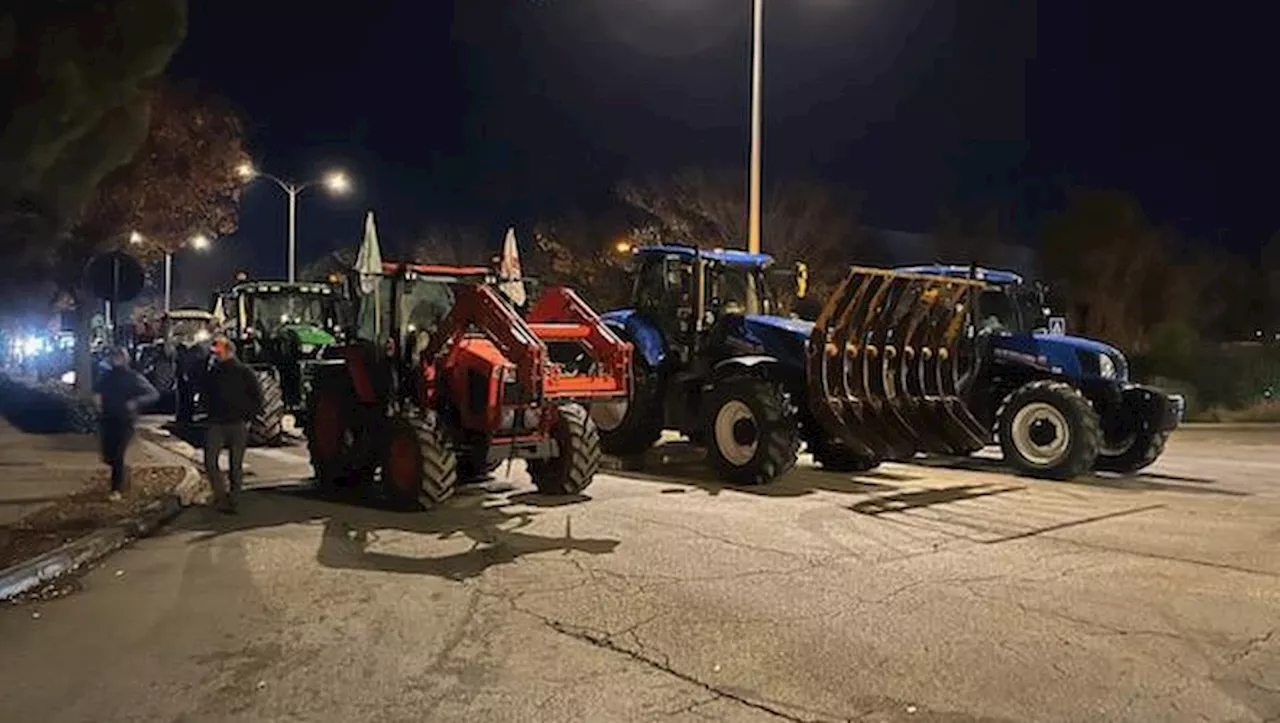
left=132, top=232, right=214, bottom=313
left=237, top=162, right=352, bottom=282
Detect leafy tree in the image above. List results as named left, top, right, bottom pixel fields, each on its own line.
left=528, top=211, right=634, bottom=310
left=0, top=0, right=187, bottom=235
left=61, top=82, right=248, bottom=390
left=1040, top=189, right=1180, bottom=352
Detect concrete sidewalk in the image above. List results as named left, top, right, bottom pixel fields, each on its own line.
left=0, top=420, right=179, bottom=526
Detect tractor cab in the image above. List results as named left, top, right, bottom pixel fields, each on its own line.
left=618, top=245, right=809, bottom=370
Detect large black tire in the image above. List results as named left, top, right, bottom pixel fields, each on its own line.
left=997, top=380, right=1100, bottom=480
left=148, top=356, right=176, bottom=397
left=249, top=368, right=285, bottom=447
left=305, top=374, right=356, bottom=493
left=592, top=354, right=662, bottom=456
left=175, top=376, right=198, bottom=425
left=382, top=414, right=458, bottom=510
left=809, top=437, right=881, bottom=473
left=458, top=447, right=503, bottom=484
left=704, top=375, right=800, bottom=485
left=529, top=404, right=602, bottom=495
left=1095, top=429, right=1169, bottom=474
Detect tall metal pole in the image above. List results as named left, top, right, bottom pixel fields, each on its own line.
left=287, top=187, right=298, bottom=283
left=164, top=252, right=173, bottom=313
left=747, top=0, right=764, bottom=255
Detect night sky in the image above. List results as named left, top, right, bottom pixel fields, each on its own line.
left=165, top=0, right=1280, bottom=294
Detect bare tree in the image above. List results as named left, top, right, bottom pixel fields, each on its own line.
left=617, top=168, right=867, bottom=299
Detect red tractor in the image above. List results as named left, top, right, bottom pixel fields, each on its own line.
left=304, top=262, right=632, bottom=509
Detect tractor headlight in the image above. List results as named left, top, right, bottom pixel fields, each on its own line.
left=1098, top=353, right=1116, bottom=379
left=299, top=343, right=316, bottom=355
left=194, top=329, right=211, bottom=342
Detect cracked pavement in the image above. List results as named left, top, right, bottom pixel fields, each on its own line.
left=0, top=421, right=1277, bottom=722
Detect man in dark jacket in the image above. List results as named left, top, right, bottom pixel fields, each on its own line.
left=203, top=336, right=262, bottom=513
left=96, top=347, right=160, bottom=501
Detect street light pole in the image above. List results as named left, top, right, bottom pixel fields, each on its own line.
left=747, top=0, right=764, bottom=256
left=287, top=186, right=299, bottom=283
left=164, top=252, right=173, bottom=313
left=237, top=163, right=351, bottom=284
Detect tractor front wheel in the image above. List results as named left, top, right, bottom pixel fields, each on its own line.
left=1095, top=429, right=1169, bottom=474
left=704, top=375, right=799, bottom=486
left=998, top=381, right=1100, bottom=480
left=809, top=437, right=881, bottom=473
left=249, top=368, right=285, bottom=446
left=382, top=414, right=458, bottom=510
left=529, top=404, right=602, bottom=495
left=305, top=377, right=355, bottom=493
left=593, top=354, right=662, bottom=456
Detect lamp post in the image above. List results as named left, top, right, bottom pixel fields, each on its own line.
left=164, top=234, right=211, bottom=312
left=132, top=232, right=212, bottom=313
left=237, top=163, right=352, bottom=283
left=747, top=0, right=764, bottom=256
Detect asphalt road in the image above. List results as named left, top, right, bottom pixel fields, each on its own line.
left=1, top=419, right=1277, bottom=722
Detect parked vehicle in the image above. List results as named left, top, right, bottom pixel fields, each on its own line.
left=303, top=262, right=632, bottom=508
left=215, top=278, right=348, bottom=445
left=595, top=247, right=1183, bottom=484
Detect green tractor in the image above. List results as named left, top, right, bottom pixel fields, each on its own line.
left=218, top=278, right=349, bottom=445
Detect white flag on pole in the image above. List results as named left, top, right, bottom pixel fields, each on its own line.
left=497, top=227, right=527, bottom=307
left=354, top=211, right=383, bottom=294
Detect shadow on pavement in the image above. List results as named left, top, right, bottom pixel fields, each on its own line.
left=608, top=442, right=914, bottom=498
left=906, top=454, right=1247, bottom=497
left=169, top=481, right=620, bottom=582
left=848, top=484, right=1024, bottom=516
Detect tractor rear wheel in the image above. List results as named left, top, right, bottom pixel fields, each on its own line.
left=458, top=447, right=503, bottom=484
left=175, top=377, right=196, bottom=425
left=1095, top=429, right=1169, bottom=474
left=382, top=414, right=458, bottom=510
left=809, top=437, right=881, bottom=473
left=249, top=368, right=285, bottom=446
left=997, top=380, right=1100, bottom=480
left=305, top=376, right=356, bottom=492
left=704, top=375, right=799, bottom=485
left=148, top=357, right=176, bottom=399
left=593, top=354, right=662, bottom=456
left=529, top=403, right=602, bottom=495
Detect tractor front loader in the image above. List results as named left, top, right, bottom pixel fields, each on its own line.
left=598, top=247, right=1183, bottom=485
left=304, top=263, right=631, bottom=509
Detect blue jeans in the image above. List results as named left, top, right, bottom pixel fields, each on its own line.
left=204, top=422, right=248, bottom=503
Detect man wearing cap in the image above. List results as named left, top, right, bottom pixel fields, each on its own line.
left=203, top=336, right=262, bottom=513
left=96, top=347, right=160, bottom=501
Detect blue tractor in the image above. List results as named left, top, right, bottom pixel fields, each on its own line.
left=593, top=247, right=1184, bottom=484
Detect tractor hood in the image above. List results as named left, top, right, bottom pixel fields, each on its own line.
left=734, top=314, right=813, bottom=370
left=991, top=332, right=1128, bottom=381
left=282, top=324, right=336, bottom=347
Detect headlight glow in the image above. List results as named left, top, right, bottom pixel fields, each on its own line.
left=194, top=329, right=211, bottom=342
left=1098, top=353, right=1116, bottom=379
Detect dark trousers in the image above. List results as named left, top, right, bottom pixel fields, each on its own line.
left=204, top=422, right=249, bottom=503
left=100, top=421, right=135, bottom=492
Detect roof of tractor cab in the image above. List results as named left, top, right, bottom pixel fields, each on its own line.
left=232, top=281, right=337, bottom=294
left=637, top=245, right=774, bottom=268
left=165, top=309, right=215, bottom=320
left=892, top=264, right=1024, bottom=286
left=381, top=261, right=493, bottom=279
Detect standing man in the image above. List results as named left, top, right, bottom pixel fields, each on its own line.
left=96, top=347, right=160, bottom=501
left=203, top=336, right=262, bottom=513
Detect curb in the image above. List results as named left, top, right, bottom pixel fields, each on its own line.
left=0, top=466, right=202, bottom=601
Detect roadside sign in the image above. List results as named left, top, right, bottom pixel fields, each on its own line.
left=1048, top=316, right=1067, bottom=336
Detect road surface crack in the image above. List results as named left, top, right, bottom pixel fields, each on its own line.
left=542, top=619, right=832, bottom=722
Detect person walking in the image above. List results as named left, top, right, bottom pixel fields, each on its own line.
left=203, top=336, right=262, bottom=513
left=96, top=347, right=160, bottom=501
